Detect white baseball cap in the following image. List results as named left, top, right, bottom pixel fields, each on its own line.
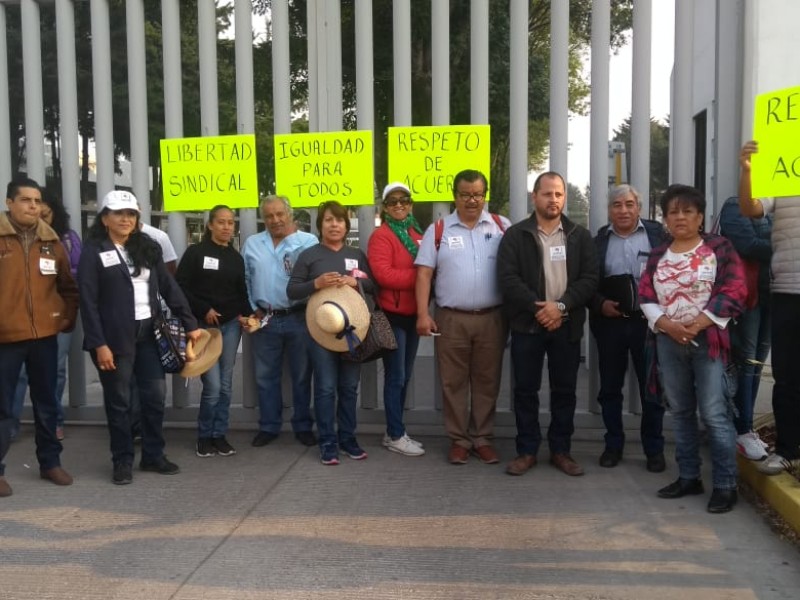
left=98, top=190, right=140, bottom=214
left=382, top=182, right=411, bottom=201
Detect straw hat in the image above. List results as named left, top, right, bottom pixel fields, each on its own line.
left=180, top=328, right=223, bottom=378
left=306, top=285, right=371, bottom=352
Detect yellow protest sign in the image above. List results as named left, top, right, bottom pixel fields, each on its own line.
left=752, top=85, right=800, bottom=198
left=387, top=125, right=491, bottom=202
left=160, top=134, right=259, bottom=211
left=274, top=131, right=374, bottom=208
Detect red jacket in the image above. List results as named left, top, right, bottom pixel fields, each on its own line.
left=367, top=222, right=422, bottom=316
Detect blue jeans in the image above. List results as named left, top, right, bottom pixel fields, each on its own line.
left=590, top=316, right=665, bottom=456
left=197, top=319, right=241, bottom=438
left=730, top=303, right=771, bottom=434
left=382, top=317, right=420, bottom=439
left=93, top=319, right=167, bottom=467
left=11, top=331, right=72, bottom=432
left=656, top=334, right=737, bottom=490
left=0, top=336, right=62, bottom=476
left=309, top=340, right=361, bottom=448
left=251, top=312, right=313, bottom=434
left=510, top=328, right=581, bottom=456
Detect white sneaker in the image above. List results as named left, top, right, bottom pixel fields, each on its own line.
left=382, top=433, right=424, bottom=449
left=756, top=453, right=800, bottom=475
left=736, top=432, right=768, bottom=461
left=384, top=434, right=426, bottom=456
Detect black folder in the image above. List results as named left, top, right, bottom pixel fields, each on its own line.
left=599, top=274, right=638, bottom=314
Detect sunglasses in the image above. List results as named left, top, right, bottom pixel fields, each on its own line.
left=384, top=196, right=412, bottom=207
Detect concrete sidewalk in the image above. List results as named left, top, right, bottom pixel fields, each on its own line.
left=1, top=425, right=798, bottom=600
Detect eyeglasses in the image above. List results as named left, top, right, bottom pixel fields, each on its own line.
left=384, top=196, right=412, bottom=207
left=456, top=192, right=486, bottom=201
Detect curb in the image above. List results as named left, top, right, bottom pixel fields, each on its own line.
left=738, top=454, right=800, bottom=534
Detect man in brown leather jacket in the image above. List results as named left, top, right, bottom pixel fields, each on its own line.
left=0, top=177, right=78, bottom=497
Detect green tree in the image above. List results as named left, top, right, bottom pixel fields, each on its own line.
left=254, top=0, right=634, bottom=214
left=566, top=182, right=589, bottom=228
left=611, top=115, right=670, bottom=218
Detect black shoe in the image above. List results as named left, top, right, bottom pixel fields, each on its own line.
left=657, top=478, right=704, bottom=499
left=294, top=430, right=317, bottom=447
left=112, top=463, right=133, bottom=485
left=599, top=448, right=622, bottom=468
left=140, top=456, right=180, bottom=475
left=252, top=431, right=279, bottom=447
left=707, top=488, right=738, bottom=513
left=212, top=436, right=237, bottom=457
left=646, top=453, right=667, bottom=473
left=196, top=438, right=216, bottom=458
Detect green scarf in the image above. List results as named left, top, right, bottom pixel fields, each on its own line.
left=384, top=213, right=423, bottom=258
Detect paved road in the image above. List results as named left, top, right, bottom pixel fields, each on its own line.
left=1, top=424, right=798, bottom=600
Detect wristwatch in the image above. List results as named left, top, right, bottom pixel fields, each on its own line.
left=556, top=302, right=567, bottom=315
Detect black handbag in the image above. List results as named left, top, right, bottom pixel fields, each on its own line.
left=152, top=295, right=187, bottom=373
left=342, top=281, right=398, bottom=363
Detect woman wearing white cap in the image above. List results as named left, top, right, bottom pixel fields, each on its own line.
left=78, top=190, right=201, bottom=485
left=367, top=183, right=425, bottom=456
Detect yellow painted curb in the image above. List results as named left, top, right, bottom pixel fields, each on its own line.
left=738, top=454, right=800, bottom=534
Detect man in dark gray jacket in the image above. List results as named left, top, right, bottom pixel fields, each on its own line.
left=498, top=171, right=598, bottom=477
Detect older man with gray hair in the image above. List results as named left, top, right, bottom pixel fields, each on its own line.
left=241, top=196, right=318, bottom=447
left=589, top=184, right=667, bottom=472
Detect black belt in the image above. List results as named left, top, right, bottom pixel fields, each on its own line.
left=270, top=305, right=306, bottom=316
left=441, top=305, right=501, bottom=315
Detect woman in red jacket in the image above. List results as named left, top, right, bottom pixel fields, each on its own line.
left=367, top=183, right=425, bottom=456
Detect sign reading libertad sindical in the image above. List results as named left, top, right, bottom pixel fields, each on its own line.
left=387, top=125, right=491, bottom=202
left=160, top=134, right=258, bottom=212
left=274, top=131, right=374, bottom=208
left=752, top=85, right=800, bottom=198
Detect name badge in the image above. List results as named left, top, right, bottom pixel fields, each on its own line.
left=550, top=245, right=567, bottom=262
left=697, top=264, right=716, bottom=282
left=100, top=250, right=122, bottom=267
left=345, top=258, right=359, bottom=271
left=39, top=257, right=56, bottom=275
left=448, top=236, right=465, bottom=250
left=203, top=256, right=220, bottom=270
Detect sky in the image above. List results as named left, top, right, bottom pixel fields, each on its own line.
left=561, top=0, right=676, bottom=191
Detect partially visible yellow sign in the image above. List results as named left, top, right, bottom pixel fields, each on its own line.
left=160, top=134, right=259, bottom=212
left=274, top=131, right=374, bottom=208
left=752, top=85, right=800, bottom=198
left=387, top=125, right=491, bottom=202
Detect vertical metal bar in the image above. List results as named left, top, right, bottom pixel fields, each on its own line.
left=549, top=0, right=569, bottom=180
left=162, top=0, right=187, bottom=249
left=0, top=4, right=11, bottom=187
left=20, top=0, right=45, bottom=183
left=198, top=0, right=219, bottom=139
left=431, top=0, right=450, bottom=222
left=56, top=0, right=86, bottom=410
left=90, top=0, right=114, bottom=197
left=126, top=0, right=151, bottom=223
left=671, top=0, right=694, bottom=184
left=324, top=0, right=342, bottom=130
left=588, top=0, right=611, bottom=409
left=235, top=0, right=257, bottom=242
left=393, top=0, right=412, bottom=127
left=470, top=0, right=489, bottom=124
left=589, top=0, right=611, bottom=235
left=631, top=0, right=652, bottom=215
left=509, top=0, right=529, bottom=224
left=307, top=0, right=319, bottom=132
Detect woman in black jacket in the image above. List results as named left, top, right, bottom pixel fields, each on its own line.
left=78, top=191, right=200, bottom=485
left=176, top=205, right=250, bottom=458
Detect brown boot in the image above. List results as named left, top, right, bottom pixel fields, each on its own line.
left=505, top=454, right=537, bottom=476
left=0, top=476, right=12, bottom=497
left=40, top=466, right=74, bottom=486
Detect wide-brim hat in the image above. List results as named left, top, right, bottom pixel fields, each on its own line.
left=306, top=285, right=371, bottom=353
left=180, top=328, right=223, bottom=378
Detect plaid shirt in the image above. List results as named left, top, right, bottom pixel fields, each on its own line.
left=639, top=233, right=747, bottom=404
